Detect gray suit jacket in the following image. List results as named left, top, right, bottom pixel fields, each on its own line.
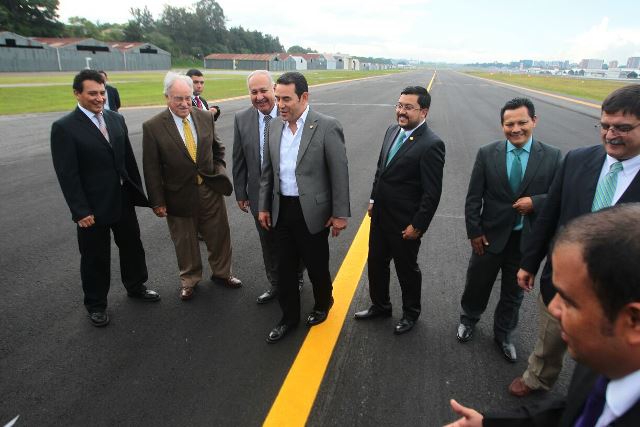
left=232, top=106, right=263, bottom=217
left=259, top=108, right=351, bottom=234
left=465, top=139, right=562, bottom=254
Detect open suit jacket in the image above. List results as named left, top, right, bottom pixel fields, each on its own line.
left=520, top=145, right=640, bottom=303
left=370, top=122, right=445, bottom=233
left=142, top=108, right=232, bottom=217
left=259, top=108, right=350, bottom=234
left=51, top=107, right=148, bottom=224
left=232, top=106, right=262, bottom=217
left=465, top=139, right=562, bottom=255
left=484, top=363, right=640, bottom=426
left=105, top=85, right=121, bottom=112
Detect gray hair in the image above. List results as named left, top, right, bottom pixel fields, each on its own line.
left=164, top=72, right=193, bottom=96
left=247, top=70, right=274, bottom=89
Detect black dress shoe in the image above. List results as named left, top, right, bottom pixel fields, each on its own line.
left=266, top=323, right=296, bottom=343
left=306, top=310, right=328, bottom=326
left=394, top=317, right=415, bottom=335
left=495, top=338, right=517, bottom=363
left=89, top=311, right=110, bottom=327
left=127, top=289, right=161, bottom=302
left=354, top=305, right=392, bottom=320
left=456, top=323, right=474, bottom=342
left=257, top=288, right=279, bottom=304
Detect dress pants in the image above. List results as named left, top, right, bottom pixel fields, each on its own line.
left=367, top=222, right=422, bottom=320
left=166, top=184, right=232, bottom=289
left=275, top=196, right=331, bottom=326
left=77, top=185, right=148, bottom=313
left=253, top=216, right=304, bottom=287
left=460, top=230, right=524, bottom=342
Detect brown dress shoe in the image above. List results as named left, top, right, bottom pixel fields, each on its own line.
left=212, top=275, right=242, bottom=289
left=180, top=287, right=194, bottom=300
left=508, top=376, right=535, bottom=397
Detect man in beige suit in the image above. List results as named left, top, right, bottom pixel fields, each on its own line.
left=143, top=72, right=241, bottom=300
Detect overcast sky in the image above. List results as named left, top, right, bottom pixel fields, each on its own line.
left=57, top=0, right=640, bottom=64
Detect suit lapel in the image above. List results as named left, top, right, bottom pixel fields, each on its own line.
left=579, top=147, right=606, bottom=212
left=518, top=139, right=543, bottom=195
left=250, top=109, right=261, bottom=170
left=270, top=117, right=284, bottom=176
left=618, top=156, right=640, bottom=203
left=296, top=110, right=319, bottom=165
left=191, top=110, right=208, bottom=164
left=162, top=109, right=193, bottom=163
left=381, top=126, right=400, bottom=168
left=384, top=123, right=425, bottom=170
left=73, top=108, right=112, bottom=151
left=493, top=141, right=512, bottom=196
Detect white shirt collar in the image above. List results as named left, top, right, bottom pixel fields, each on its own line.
left=605, top=369, right=640, bottom=420
left=258, top=104, right=277, bottom=121
left=604, top=153, right=640, bottom=174
left=169, top=108, right=193, bottom=126
left=78, top=103, right=102, bottom=120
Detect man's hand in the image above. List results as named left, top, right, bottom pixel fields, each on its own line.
left=513, top=196, right=534, bottom=215
left=209, top=106, right=219, bottom=115
left=402, top=224, right=421, bottom=240
left=470, top=235, right=489, bottom=255
left=259, top=211, right=271, bottom=230
left=517, top=268, right=535, bottom=291
left=153, top=206, right=167, bottom=217
left=367, top=202, right=374, bottom=217
left=77, top=215, right=95, bottom=228
left=325, top=217, right=347, bottom=237
left=237, top=200, right=249, bottom=213
left=443, top=399, right=483, bottom=427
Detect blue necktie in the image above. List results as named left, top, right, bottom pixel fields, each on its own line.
left=592, top=162, right=623, bottom=212
left=574, top=375, right=609, bottom=427
left=386, top=130, right=407, bottom=166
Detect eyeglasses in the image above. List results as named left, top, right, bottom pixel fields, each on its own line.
left=395, top=103, right=422, bottom=112
left=170, top=96, right=192, bottom=104
left=597, top=122, right=640, bottom=136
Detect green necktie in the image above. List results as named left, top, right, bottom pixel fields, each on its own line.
left=509, top=148, right=523, bottom=194
left=386, top=130, right=407, bottom=166
left=592, top=162, right=623, bottom=212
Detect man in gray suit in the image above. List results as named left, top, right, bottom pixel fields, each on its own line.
left=456, top=98, right=561, bottom=362
left=232, top=70, right=304, bottom=304
left=259, top=72, right=350, bottom=343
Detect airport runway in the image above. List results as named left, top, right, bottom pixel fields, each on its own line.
left=0, top=70, right=601, bottom=426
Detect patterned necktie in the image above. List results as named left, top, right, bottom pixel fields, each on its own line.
left=195, top=96, right=203, bottom=110
left=574, top=375, right=609, bottom=427
left=182, top=118, right=202, bottom=184
left=509, top=148, right=523, bottom=194
left=261, top=114, right=272, bottom=167
left=592, top=162, right=623, bottom=212
left=95, top=113, right=110, bottom=143
left=386, top=130, right=407, bottom=166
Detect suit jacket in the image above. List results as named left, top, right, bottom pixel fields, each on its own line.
left=465, top=139, right=562, bottom=254
left=520, top=145, right=640, bottom=301
left=51, top=107, right=148, bottom=225
left=369, top=122, right=445, bottom=233
left=105, top=85, right=121, bottom=112
left=259, top=108, right=350, bottom=234
left=191, top=97, right=221, bottom=121
left=232, top=106, right=263, bottom=217
left=142, top=108, right=232, bottom=217
left=484, top=364, right=640, bottom=426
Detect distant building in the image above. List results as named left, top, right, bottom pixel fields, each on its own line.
left=579, top=58, right=604, bottom=70
left=289, top=55, right=307, bottom=70
left=627, top=57, right=640, bottom=69
left=204, top=53, right=296, bottom=71
left=520, top=59, right=533, bottom=68
left=609, top=60, right=619, bottom=69
left=301, top=53, right=326, bottom=70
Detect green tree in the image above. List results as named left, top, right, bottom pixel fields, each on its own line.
left=0, top=0, right=64, bottom=36
left=287, top=45, right=316, bottom=54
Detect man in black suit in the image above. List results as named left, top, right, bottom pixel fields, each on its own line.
left=445, top=204, right=640, bottom=427
left=456, top=98, right=561, bottom=363
left=354, top=86, right=445, bottom=335
left=186, top=69, right=221, bottom=121
left=51, top=69, right=159, bottom=327
left=98, top=70, right=121, bottom=112
left=508, top=84, right=640, bottom=397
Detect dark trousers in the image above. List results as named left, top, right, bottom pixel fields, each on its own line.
left=274, top=196, right=331, bottom=326
left=77, top=187, right=148, bottom=313
left=253, top=216, right=305, bottom=288
left=367, top=223, right=422, bottom=320
left=460, top=230, right=524, bottom=341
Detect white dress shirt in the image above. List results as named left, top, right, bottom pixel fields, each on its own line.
left=77, top=104, right=104, bottom=130
left=279, top=105, right=309, bottom=196
left=169, top=110, right=198, bottom=147
left=597, top=153, right=640, bottom=205
left=258, top=105, right=277, bottom=166
left=596, top=369, right=640, bottom=426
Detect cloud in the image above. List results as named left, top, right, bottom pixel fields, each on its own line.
left=560, top=17, right=640, bottom=62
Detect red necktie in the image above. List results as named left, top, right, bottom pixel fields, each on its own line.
left=195, top=96, right=203, bottom=109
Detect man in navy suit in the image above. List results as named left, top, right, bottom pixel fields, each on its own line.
left=445, top=204, right=640, bottom=427
left=98, top=70, right=121, bottom=112
left=51, top=69, right=160, bottom=327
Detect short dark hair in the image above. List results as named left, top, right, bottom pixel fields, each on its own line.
left=97, top=70, right=107, bottom=77
left=276, top=72, right=308, bottom=98
left=73, top=69, right=105, bottom=93
left=500, top=97, right=535, bottom=124
left=552, top=203, right=640, bottom=323
left=186, top=69, right=204, bottom=78
left=602, top=84, right=640, bottom=119
left=400, top=86, right=431, bottom=109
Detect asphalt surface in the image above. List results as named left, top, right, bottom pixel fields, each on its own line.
left=0, top=70, right=602, bottom=426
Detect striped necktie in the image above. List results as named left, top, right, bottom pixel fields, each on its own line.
left=386, top=130, right=407, bottom=166
left=182, top=118, right=202, bottom=184
left=261, top=114, right=272, bottom=167
left=592, top=162, right=623, bottom=212
left=195, top=96, right=203, bottom=110
left=95, top=113, right=109, bottom=143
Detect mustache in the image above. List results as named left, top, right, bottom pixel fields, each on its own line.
left=606, top=138, right=625, bottom=145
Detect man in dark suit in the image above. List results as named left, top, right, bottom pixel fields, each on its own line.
left=445, top=204, right=640, bottom=427
left=259, top=72, right=350, bottom=343
left=98, top=70, right=121, bottom=112
left=51, top=69, right=159, bottom=327
left=508, top=84, right=640, bottom=397
left=143, top=72, right=241, bottom=301
left=456, top=98, right=562, bottom=362
left=186, top=69, right=221, bottom=121
left=354, top=86, right=445, bottom=335
left=232, top=70, right=305, bottom=304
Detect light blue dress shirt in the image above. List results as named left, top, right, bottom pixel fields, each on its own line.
left=506, top=137, right=532, bottom=231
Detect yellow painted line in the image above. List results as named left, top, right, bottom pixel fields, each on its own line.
left=461, top=72, right=600, bottom=109
left=427, top=70, right=437, bottom=92
left=263, top=214, right=371, bottom=427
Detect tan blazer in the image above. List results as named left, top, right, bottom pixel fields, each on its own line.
left=142, top=108, right=232, bottom=217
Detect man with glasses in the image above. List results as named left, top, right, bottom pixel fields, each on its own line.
left=354, top=86, right=445, bottom=335
left=508, top=84, right=640, bottom=397
left=142, top=72, right=241, bottom=301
